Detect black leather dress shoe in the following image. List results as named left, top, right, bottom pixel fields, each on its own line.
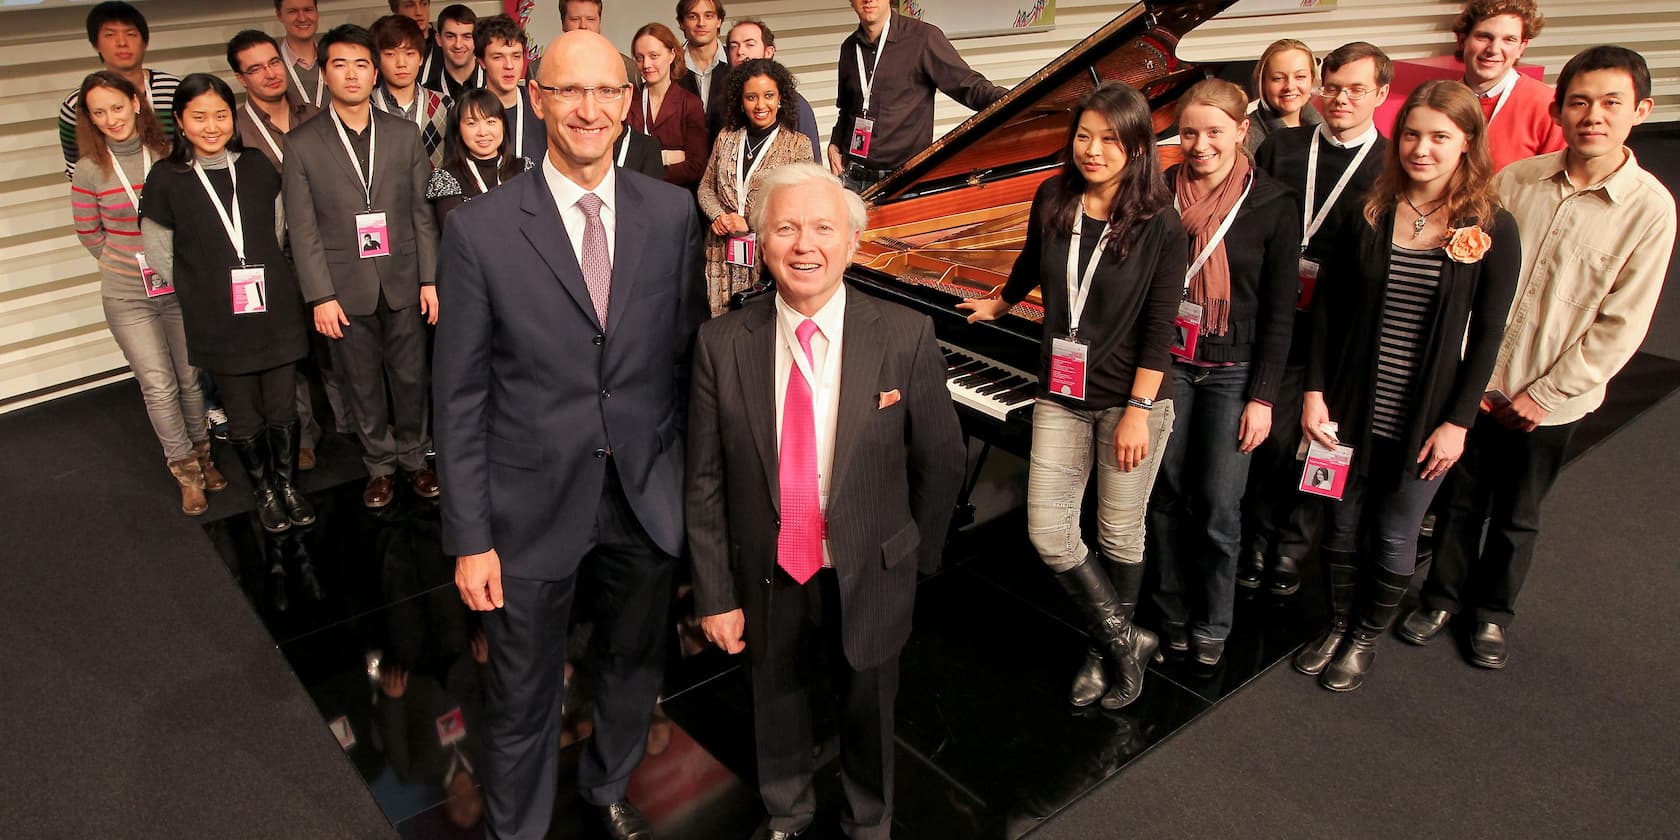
left=1468, top=622, right=1508, bottom=669
left=1398, top=607, right=1452, bottom=645
left=1236, top=550, right=1265, bottom=590
left=1161, top=620, right=1190, bottom=654
left=1193, top=636, right=1225, bottom=667
left=1268, top=554, right=1301, bottom=597
left=598, top=800, right=652, bottom=840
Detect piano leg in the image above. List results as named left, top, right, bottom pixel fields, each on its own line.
left=951, top=437, right=992, bottom=531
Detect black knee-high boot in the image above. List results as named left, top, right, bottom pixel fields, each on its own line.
left=1102, top=558, right=1158, bottom=709
left=268, top=423, right=316, bottom=527
left=1321, top=565, right=1413, bottom=692
left=1053, top=555, right=1154, bottom=710
left=232, top=434, right=290, bottom=534
left=1293, top=549, right=1358, bottom=675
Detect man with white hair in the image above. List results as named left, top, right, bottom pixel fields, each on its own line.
left=685, top=162, right=964, bottom=839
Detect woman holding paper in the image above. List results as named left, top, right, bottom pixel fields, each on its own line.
left=1295, top=80, right=1520, bottom=691
left=140, top=73, right=312, bottom=534
left=959, top=82, right=1184, bottom=710
left=1146, top=79, right=1300, bottom=667
left=696, top=59, right=814, bottom=316
left=71, top=71, right=224, bottom=517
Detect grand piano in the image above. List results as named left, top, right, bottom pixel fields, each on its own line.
left=845, top=0, right=1231, bottom=458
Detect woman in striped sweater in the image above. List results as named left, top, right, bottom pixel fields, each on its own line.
left=71, top=70, right=225, bottom=516
left=1297, top=80, right=1521, bottom=691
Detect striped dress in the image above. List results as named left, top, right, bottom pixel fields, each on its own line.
left=70, top=134, right=157, bottom=300
left=1371, top=245, right=1445, bottom=439
left=59, top=69, right=180, bottom=179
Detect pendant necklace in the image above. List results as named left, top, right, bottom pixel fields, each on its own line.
left=1404, top=194, right=1444, bottom=240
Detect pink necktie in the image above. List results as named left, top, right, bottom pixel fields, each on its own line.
left=778, top=318, right=822, bottom=584
left=575, top=192, right=611, bottom=328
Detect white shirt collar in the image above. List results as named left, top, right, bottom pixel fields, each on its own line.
left=542, top=155, right=617, bottom=218
left=1478, top=68, right=1520, bottom=99
left=775, top=282, right=848, bottom=345
left=1318, top=121, right=1378, bottom=150
left=684, top=43, right=723, bottom=76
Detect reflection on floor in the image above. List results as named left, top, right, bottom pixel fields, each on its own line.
left=203, top=352, right=1680, bottom=839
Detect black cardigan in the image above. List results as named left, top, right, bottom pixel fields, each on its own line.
left=1306, top=207, right=1521, bottom=480
left=1162, top=164, right=1300, bottom=404
left=1001, top=177, right=1188, bottom=410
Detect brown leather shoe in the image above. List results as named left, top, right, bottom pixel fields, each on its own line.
left=363, top=474, right=395, bottom=508
left=410, top=467, right=440, bottom=498
left=298, top=447, right=316, bottom=471
left=168, top=457, right=209, bottom=516
left=193, top=440, right=229, bottom=491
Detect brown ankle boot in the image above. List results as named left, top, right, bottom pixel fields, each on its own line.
left=169, top=457, right=209, bottom=515
left=193, top=440, right=228, bottom=491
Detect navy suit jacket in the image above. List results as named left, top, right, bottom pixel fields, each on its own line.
left=433, top=165, right=707, bottom=579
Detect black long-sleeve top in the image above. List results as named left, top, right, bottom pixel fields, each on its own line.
left=1162, top=165, right=1301, bottom=404
left=1001, top=178, right=1188, bottom=409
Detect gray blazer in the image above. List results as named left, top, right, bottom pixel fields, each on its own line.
left=283, top=107, right=438, bottom=315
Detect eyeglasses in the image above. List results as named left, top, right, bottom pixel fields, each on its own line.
left=241, top=56, right=286, bottom=77
left=534, top=83, right=632, bottom=103
left=1315, top=85, right=1376, bottom=102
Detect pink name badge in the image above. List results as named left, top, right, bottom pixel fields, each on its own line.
left=356, top=211, right=390, bottom=259
left=1299, top=439, right=1354, bottom=501
left=849, top=117, right=874, bottom=159
left=1169, top=300, right=1203, bottom=361
left=1048, top=335, right=1088, bottom=400
left=726, top=233, right=756, bottom=267
left=136, top=251, right=174, bottom=298
left=230, top=265, right=268, bottom=314
left=435, top=707, right=467, bottom=747
left=1297, top=257, right=1320, bottom=311
left=328, top=715, right=357, bottom=750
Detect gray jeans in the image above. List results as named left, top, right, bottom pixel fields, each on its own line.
left=1027, top=398, right=1175, bottom=573
left=103, top=294, right=204, bottom=462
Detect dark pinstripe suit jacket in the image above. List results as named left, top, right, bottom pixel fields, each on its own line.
left=686, top=287, right=965, bottom=670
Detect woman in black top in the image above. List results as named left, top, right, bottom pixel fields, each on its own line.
left=1146, top=79, right=1299, bottom=667
left=1295, top=80, right=1520, bottom=691
left=426, top=89, right=534, bottom=228
left=961, top=82, right=1185, bottom=710
left=140, top=73, right=312, bottom=534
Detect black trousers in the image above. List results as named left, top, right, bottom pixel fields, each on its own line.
left=212, top=363, right=297, bottom=440
left=327, top=295, right=429, bottom=476
left=752, top=567, right=898, bottom=840
left=1243, top=364, right=1323, bottom=560
left=1422, top=414, right=1577, bottom=626
left=479, top=462, right=674, bottom=840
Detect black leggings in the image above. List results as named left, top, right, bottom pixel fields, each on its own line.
left=213, top=363, right=298, bottom=440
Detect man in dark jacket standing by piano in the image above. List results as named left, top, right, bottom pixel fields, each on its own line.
left=827, top=0, right=1009, bottom=192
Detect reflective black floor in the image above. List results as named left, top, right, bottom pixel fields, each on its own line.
left=202, top=351, right=1680, bottom=839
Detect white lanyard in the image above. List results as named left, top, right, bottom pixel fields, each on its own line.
left=734, top=127, right=780, bottom=207
left=510, top=93, right=526, bottom=158
left=245, top=102, right=285, bottom=164
left=1303, top=124, right=1375, bottom=250
left=853, top=14, right=891, bottom=114
left=465, top=159, right=498, bottom=195
left=1177, top=173, right=1254, bottom=288
left=640, top=90, right=654, bottom=136
left=784, top=314, right=841, bottom=423
left=616, top=132, right=630, bottom=166
left=191, top=157, right=247, bottom=265
left=1064, top=201, right=1111, bottom=337
left=111, top=146, right=152, bottom=210
left=282, top=42, right=324, bottom=107
left=420, top=47, right=435, bottom=93
left=1484, top=69, right=1519, bottom=124
left=330, top=106, right=377, bottom=209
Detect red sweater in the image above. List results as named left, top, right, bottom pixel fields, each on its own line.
left=1482, top=74, right=1565, bottom=171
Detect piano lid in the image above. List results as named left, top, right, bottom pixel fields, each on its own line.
left=862, top=0, right=1235, bottom=205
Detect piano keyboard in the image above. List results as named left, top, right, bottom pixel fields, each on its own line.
left=939, top=340, right=1037, bottom=422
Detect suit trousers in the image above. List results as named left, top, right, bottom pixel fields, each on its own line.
left=480, top=461, right=674, bottom=840
left=327, top=294, right=430, bottom=476
left=752, top=567, right=899, bottom=839
left=1422, top=414, right=1576, bottom=626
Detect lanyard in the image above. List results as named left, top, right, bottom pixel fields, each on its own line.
left=783, top=313, right=842, bottom=424
left=1177, top=173, right=1254, bottom=289
left=245, top=102, right=285, bottom=163
left=282, top=42, right=324, bottom=107
left=465, top=158, right=498, bottom=195
left=381, top=87, right=428, bottom=131
left=509, top=93, right=526, bottom=158
left=111, top=146, right=151, bottom=210
left=420, top=48, right=435, bottom=93
left=330, top=106, right=377, bottom=209
left=640, top=90, right=654, bottom=136
left=735, top=127, right=779, bottom=207
left=853, top=14, right=891, bottom=114
left=191, top=158, right=247, bottom=265
left=1484, top=69, right=1519, bottom=124
left=616, top=132, right=630, bottom=166
left=1303, top=124, right=1375, bottom=250
left=1063, top=201, right=1112, bottom=338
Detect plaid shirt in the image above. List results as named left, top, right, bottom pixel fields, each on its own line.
left=372, top=85, right=452, bottom=167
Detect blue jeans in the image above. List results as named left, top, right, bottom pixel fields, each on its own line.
left=1147, top=363, right=1255, bottom=642
left=1322, top=435, right=1444, bottom=576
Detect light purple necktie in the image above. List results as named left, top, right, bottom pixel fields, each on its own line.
left=575, top=192, right=611, bottom=327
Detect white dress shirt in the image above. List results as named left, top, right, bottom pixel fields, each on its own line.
left=774, top=285, right=847, bottom=566
left=1320, top=121, right=1378, bottom=150
left=543, top=155, right=618, bottom=265
left=684, top=44, right=724, bottom=109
